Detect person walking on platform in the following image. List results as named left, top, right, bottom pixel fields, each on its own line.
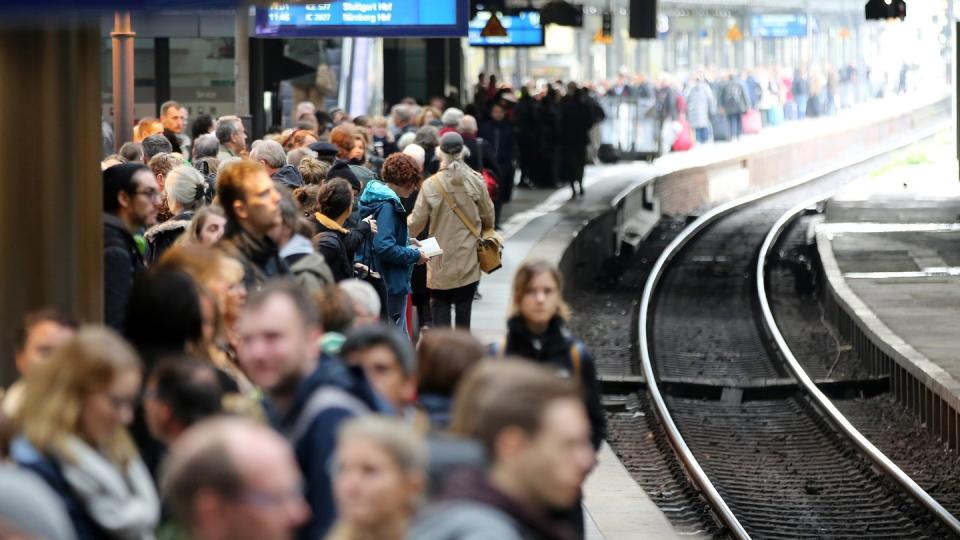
left=490, top=260, right=606, bottom=539
left=408, top=133, right=496, bottom=330
left=557, top=83, right=594, bottom=198
left=513, top=86, right=538, bottom=188
left=103, top=162, right=159, bottom=331
left=686, top=73, right=716, bottom=143
left=720, top=73, right=750, bottom=140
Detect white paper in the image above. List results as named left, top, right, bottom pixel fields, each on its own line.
left=419, top=237, right=443, bottom=258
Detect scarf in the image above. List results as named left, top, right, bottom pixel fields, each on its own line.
left=59, top=436, right=159, bottom=540
left=315, top=212, right=350, bottom=234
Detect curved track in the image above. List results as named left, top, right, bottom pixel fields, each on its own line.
left=638, top=136, right=959, bottom=538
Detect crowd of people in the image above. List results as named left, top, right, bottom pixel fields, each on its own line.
left=0, top=95, right=609, bottom=540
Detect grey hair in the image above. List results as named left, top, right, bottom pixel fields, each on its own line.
left=441, top=107, right=464, bottom=127
left=338, top=279, right=382, bottom=321
left=193, top=134, right=220, bottom=159
left=436, top=146, right=473, bottom=186
left=214, top=116, right=241, bottom=145
left=414, top=125, right=439, bottom=149
left=249, top=140, right=286, bottom=169
left=391, top=104, right=414, bottom=125
left=142, top=135, right=173, bottom=162
left=287, top=147, right=318, bottom=167
left=165, top=165, right=207, bottom=211
left=458, top=115, right=478, bottom=134
left=336, top=416, right=426, bottom=474
left=397, top=132, right=416, bottom=151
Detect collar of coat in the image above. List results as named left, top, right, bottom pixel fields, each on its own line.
left=314, top=212, right=349, bottom=234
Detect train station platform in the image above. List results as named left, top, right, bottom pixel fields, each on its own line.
left=817, top=134, right=960, bottom=447
left=466, top=94, right=948, bottom=538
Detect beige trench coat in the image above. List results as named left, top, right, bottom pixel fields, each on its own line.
left=408, top=166, right=496, bottom=291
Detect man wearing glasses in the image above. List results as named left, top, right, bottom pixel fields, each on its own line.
left=102, top=162, right=160, bottom=331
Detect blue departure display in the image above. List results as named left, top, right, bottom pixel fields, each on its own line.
left=750, top=14, right=808, bottom=38
left=255, top=1, right=469, bottom=38
left=468, top=11, right=544, bottom=48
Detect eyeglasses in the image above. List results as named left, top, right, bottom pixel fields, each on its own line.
left=134, top=189, right=162, bottom=202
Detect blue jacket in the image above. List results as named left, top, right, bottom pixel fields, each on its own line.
left=10, top=437, right=108, bottom=540
left=264, top=355, right=383, bottom=540
left=356, top=180, right=421, bottom=296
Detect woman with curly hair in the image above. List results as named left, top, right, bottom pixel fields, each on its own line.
left=356, top=153, right=428, bottom=333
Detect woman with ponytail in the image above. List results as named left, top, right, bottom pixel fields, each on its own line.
left=145, top=165, right=208, bottom=264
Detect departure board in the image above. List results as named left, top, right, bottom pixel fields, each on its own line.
left=255, top=1, right=470, bottom=38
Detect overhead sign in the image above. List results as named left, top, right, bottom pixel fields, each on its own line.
left=255, top=1, right=470, bottom=38
left=750, top=13, right=808, bottom=38
left=468, top=10, right=544, bottom=47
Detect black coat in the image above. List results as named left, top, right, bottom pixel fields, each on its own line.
left=558, top=94, right=593, bottom=149
left=144, top=211, right=192, bottom=265
left=217, top=227, right=290, bottom=290
left=462, top=135, right=502, bottom=184
left=479, top=119, right=515, bottom=167
left=502, top=315, right=607, bottom=450
left=314, top=222, right=354, bottom=282
left=103, top=213, right=145, bottom=332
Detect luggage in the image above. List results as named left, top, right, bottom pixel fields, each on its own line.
left=711, top=114, right=731, bottom=142
left=783, top=101, right=798, bottom=121
left=598, top=143, right=619, bottom=163
left=671, top=119, right=693, bottom=152
left=741, top=109, right=762, bottom=134
left=767, top=105, right=784, bottom=126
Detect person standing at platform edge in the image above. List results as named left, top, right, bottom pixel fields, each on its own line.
left=357, top=153, right=428, bottom=332
left=558, top=83, right=595, bottom=198
left=103, top=162, right=159, bottom=331
left=720, top=73, right=750, bottom=140
left=408, top=133, right=496, bottom=330
left=216, top=159, right=289, bottom=289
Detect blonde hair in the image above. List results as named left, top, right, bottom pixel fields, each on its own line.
left=337, top=416, right=426, bottom=474
left=508, top=259, right=571, bottom=320
left=16, top=327, right=142, bottom=467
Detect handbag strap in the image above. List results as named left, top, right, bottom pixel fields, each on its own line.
left=434, top=177, right=481, bottom=240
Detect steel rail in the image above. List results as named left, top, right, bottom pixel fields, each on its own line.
left=636, top=119, right=950, bottom=539
left=756, top=194, right=960, bottom=536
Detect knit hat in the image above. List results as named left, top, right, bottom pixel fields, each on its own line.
left=326, top=160, right=362, bottom=192
left=439, top=132, right=465, bottom=155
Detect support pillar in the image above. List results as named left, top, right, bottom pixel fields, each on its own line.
left=235, top=6, right=251, bottom=130
left=0, top=19, right=103, bottom=385
left=111, top=11, right=135, bottom=149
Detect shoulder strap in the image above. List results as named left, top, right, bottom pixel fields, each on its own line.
left=569, top=341, right=583, bottom=380
left=287, top=386, right=369, bottom=443
left=435, top=178, right=481, bottom=240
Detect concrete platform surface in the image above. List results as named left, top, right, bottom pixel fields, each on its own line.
left=820, top=133, right=960, bottom=402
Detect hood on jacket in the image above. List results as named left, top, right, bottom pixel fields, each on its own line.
left=358, top=179, right=404, bottom=213
left=279, top=233, right=313, bottom=259
left=143, top=216, right=190, bottom=243
left=271, top=165, right=304, bottom=189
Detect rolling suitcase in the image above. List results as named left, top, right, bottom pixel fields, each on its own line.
left=711, top=114, right=731, bottom=142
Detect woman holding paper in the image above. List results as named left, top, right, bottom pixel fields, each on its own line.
left=357, top=153, right=429, bottom=333
left=408, top=132, right=497, bottom=330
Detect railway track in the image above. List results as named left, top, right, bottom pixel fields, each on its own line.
left=638, top=140, right=960, bottom=537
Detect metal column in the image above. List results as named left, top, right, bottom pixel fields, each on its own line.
left=0, top=18, right=103, bottom=385
left=111, top=11, right=135, bottom=149
left=235, top=7, right=251, bottom=123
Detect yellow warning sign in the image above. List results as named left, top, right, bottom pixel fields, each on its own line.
left=481, top=13, right=508, bottom=38
left=593, top=29, right=614, bottom=44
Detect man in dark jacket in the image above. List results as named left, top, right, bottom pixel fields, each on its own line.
left=216, top=159, right=290, bottom=289
left=102, top=162, right=159, bottom=331
left=251, top=139, right=304, bottom=190
left=479, top=103, right=516, bottom=214
left=557, top=84, right=595, bottom=198
left=160, top=100, right=186, bottom=155
left=410, top=362, right=593, bottom=540
left=720, top=73, right=750, bottom=140
left=237, top=282, right=380, bottom=540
